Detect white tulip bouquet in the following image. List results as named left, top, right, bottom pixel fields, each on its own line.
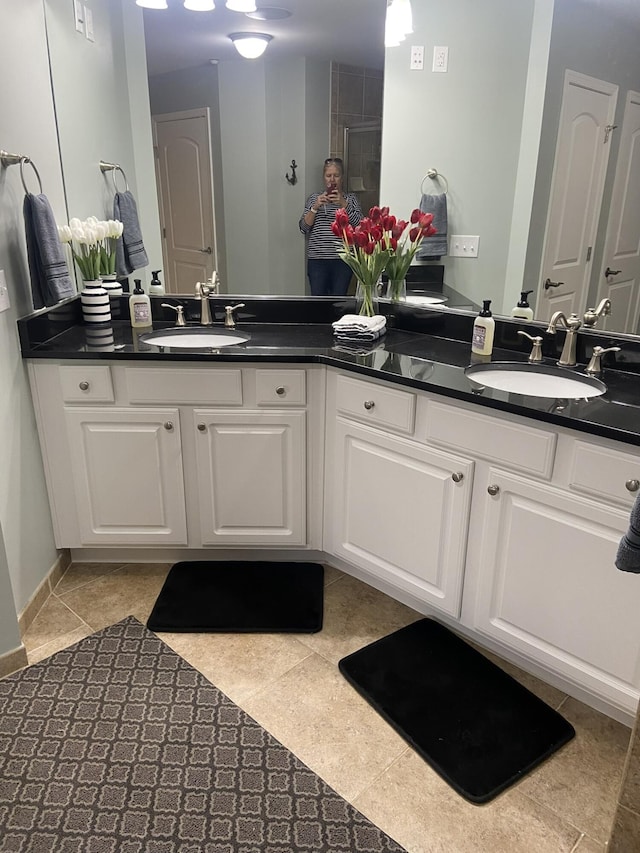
left=58, top=217, right=124, bottom=281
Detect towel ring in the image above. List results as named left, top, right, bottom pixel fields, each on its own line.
left=420, top=168, right=449, bottom=195
left=20, top=157, right=43, bottom=195
left=100, top=160, right=130, bottom=193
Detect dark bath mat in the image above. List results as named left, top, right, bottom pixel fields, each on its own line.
left=338, top=618, right=575, bottom=804
left=147, top=560, right=324, bottom=633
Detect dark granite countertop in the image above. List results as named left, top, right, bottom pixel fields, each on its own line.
left=17, top=295, right=640, bottom=448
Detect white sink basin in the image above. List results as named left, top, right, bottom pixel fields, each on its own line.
left=141, top=328, right=250, bottom=349
left=464, top=362, right=606, bottom=399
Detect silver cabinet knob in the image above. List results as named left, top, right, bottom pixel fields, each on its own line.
left=275, top=386, right=286, bottom=396
left=451, top=472, right=464, bottom=483
left=363, top=400, right=375, bottom=410
left=487, top=484, right=500, bottom=496
left=197, top=423, right=207, bottom=432
left=164, top=422, right=174, bottom=431
left=78, top=381, right=90, bottom=391
left=625, top=479, right=640, bottom=493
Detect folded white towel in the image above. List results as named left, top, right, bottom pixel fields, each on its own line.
left=332, top=314, right=386, bottom=333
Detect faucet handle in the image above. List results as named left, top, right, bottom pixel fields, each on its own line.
left=224, top=303, right=245, bottom=328
left=517, top=330, right=544, bottom=362
left=584, top=345, right=620, bottom=375
left=161, top=303, right=186, bottom=327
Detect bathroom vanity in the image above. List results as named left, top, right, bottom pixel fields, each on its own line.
left=19, top=296, right=640, bottom=725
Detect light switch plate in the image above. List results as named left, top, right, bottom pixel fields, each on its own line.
left=73, top=0, right=84, bottom=33
left=450, top=235, right=480, bottom=258
left=0, top=270, right=11, bottom=313
left=410, top=46, right=424, bottom=70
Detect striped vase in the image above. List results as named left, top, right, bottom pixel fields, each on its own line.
left=80, top=281, right=112, bottom=325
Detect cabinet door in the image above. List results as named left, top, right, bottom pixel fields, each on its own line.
left=470, top=469, right=640, bottom=713
left=64, top=407, right=187, bottom=545
left=193, top=410, right=306, bottom=545
left=328, top=419, right=473, bottom=616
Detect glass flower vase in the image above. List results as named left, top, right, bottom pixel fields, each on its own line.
left=355, top=281, right=379, bottom=317
left=385, top=278, right=407, bottom=302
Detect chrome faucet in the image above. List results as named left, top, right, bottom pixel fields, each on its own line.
left=195, top=281, right=213, bottom=326
left=546, top=311, right=582, bottom=366
left=583, top=298, right=612, bottom=328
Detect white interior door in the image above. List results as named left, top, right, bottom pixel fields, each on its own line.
left=597, top=90, right=640, bottom=334
left=153, top=109, right=217, bottom=294
left=536, top=71, right=618, bottom=321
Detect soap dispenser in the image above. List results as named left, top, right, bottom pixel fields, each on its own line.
left=129, top=279, right=152, bottom=328
left=511, top=290, right=534, bottom=320
left=149, top=270, right=165, bottom=296
left=471, top=300, right=495, bottom=356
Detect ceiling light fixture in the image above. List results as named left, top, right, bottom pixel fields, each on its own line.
left=225, top=0, right=257, bottom=12
left=136, top=0, right=168, bottom=9
left=229, top=32, right=272, bottom=59
left=184, top=0, right=215, bottom=9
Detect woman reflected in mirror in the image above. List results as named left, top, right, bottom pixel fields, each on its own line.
left=299, top=157, right=363, bottom=296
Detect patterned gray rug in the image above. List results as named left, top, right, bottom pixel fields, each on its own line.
left=0, top=617, right=405, bottom=852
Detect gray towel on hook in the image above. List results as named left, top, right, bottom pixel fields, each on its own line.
left=615, top=494, right=640, bottom=573
left=23, top=193, right=75, bottom=310
left=416, top=193, right=448, bottom=258
left=114, top=190, right=149, bottom=276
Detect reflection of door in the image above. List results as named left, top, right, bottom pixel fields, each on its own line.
left=597, top=91, right=640, bottom=334
left=153, top=109, right=217, bottom=294
left=343, top=122, right=382, bottom=217
left=537, top=72, right=618, bottom=320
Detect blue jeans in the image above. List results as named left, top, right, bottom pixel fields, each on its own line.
left=307, top=259, right=353, bottom=296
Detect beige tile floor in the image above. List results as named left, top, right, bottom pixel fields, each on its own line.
left=18, top=561, right=631, bottom=853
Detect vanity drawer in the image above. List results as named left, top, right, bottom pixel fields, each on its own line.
left=125, top=368, right=243, bottom=405
left=60, top=366, right=114, bottom=403
left=569, top=440, right=640, bottom=508
left=255, top=369, right=306, bottom=405
left=426, top=400, right=556, bottom=478
left=335, top=374, right=415, bottom=434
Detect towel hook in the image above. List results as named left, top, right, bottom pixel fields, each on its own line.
left=420, top=168, right=449, bottom=195
left=100, top=160, right=130, bottom=193
left=285, top=159, right=298, bottom=185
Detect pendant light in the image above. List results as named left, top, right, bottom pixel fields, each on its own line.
left=225, top=0, right=257, bottom=11
left=229, top=32, right=272, bottom=59
left=184, top=0, right=215, bottom=8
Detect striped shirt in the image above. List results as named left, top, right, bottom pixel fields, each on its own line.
left=299, top=193, right=363, bottom=259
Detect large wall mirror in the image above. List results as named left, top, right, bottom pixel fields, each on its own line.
left=44, top=0, right=640, bottom=337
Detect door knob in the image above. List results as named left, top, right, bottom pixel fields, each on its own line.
left=275, top=386, right=286, bottom=396
left=363, top=400, right=375, bottom=410
left=487, top=484, right=500, bottom=496
left=451, top=472, right=464, bottom=483
left=605, top=267, right=622, bottom=277
left=164, top=422, right=174, bottom=431
left=78, top=381, right=90, bottom=391
left=544, top=278, right=564, bottom=290
left=625, top=479, right=639, bottom=493
left=197, top=423, right=207, bottom=432
left=199, top=246, right=212, bottom=254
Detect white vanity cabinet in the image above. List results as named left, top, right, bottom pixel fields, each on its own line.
left=27, top=362, right=322, bottom=550
left=324, top=372, right=474, bottom=617
left=325, top=368, right=640, bottom=720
